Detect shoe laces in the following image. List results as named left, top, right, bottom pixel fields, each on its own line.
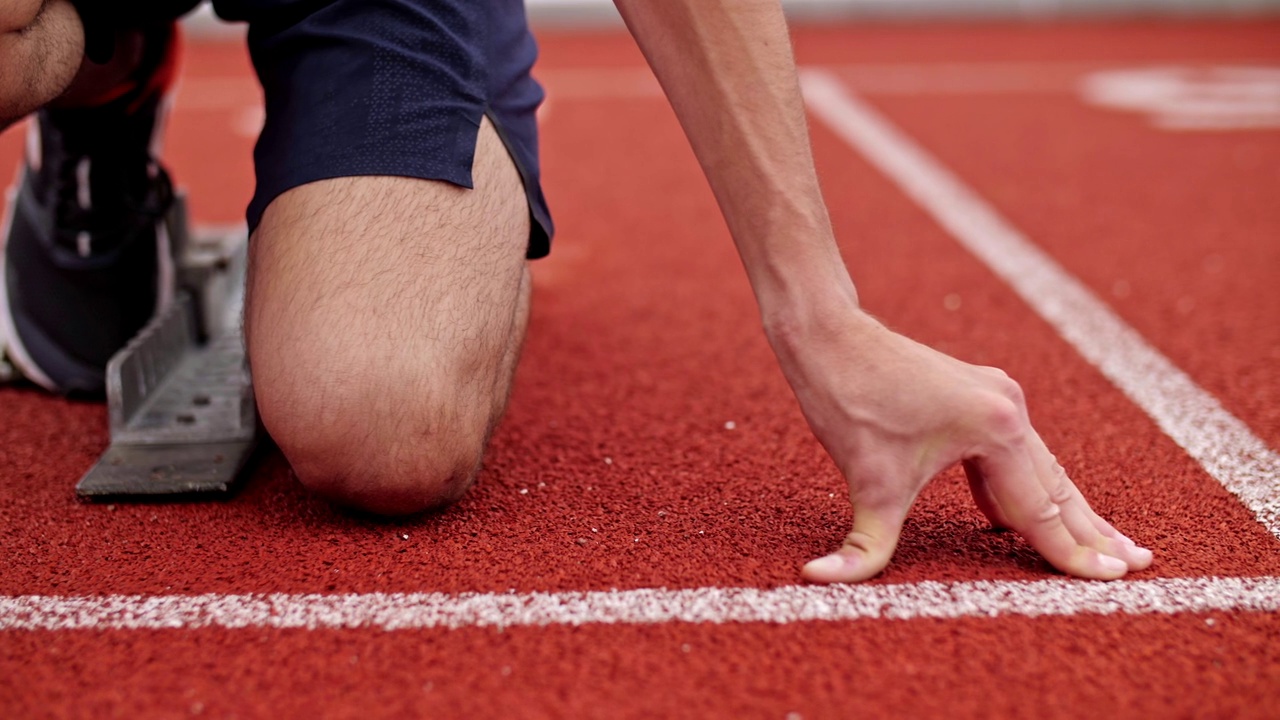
left=40, top=112, right=175, bottom=256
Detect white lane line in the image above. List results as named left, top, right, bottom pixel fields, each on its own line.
left=2, top=577, right=1276, bottom=632
left=1082, top=66, right=1280, bottom=132
left=799, top=69, right=1280, bottom=540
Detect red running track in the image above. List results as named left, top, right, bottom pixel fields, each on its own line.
left=1, top=19, right=1278, bottom=719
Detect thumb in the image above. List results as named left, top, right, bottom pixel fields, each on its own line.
left=802, top=499, right=906, bottom=583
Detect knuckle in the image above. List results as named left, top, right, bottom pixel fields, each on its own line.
left=980, top=397, right=1027, bottom=446
left=996, top=376, right=1026, bottom=405
left=1029, top=498, right=1063, bottom=526
left=1048, top=470, right=1074, bottom=505
left=978, top=366, right=1011, bottom=382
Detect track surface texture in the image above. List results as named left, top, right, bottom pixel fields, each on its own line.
left=2, top=19, right=1278, bottom=719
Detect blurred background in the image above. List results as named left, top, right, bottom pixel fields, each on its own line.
left=182, top=0, right=1280, bottom=34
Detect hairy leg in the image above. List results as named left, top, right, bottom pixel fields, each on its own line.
left=245, top=117, right=532, bottom=515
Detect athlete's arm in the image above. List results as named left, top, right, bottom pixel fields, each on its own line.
left=612, top=0, right=1153, bottom=581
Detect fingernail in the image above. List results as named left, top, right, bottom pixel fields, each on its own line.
left=1119, top=534, right=1138, bottom=547
left=1129, top=546, right=1153, bottom=564
left=805, top=554, right=847, bottom=576
left=1099, top=554, right=1128, bottom=574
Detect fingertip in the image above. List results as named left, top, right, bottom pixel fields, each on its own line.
left=1108, top=530, right=1153, bottom=570
left=801, top=554, right=848, bottom=582
left=1097, top=536, right=1153, bottom=572
left=1126, top=544, right=1154, bottom=571
left=1096, top=552, right=1129, bottom=579
left=801, top=550, right=881, bottom=584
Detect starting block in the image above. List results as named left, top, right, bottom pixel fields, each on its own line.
left=79, top=196, right=260, bottom=498
left=1, top=193, right=262, bottom=498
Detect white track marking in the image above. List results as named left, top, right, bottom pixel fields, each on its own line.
left=2, top=576, right=1276, bottom=632
left=5, top=67, right=1276, bottom=639
left=1155, top=113, right=1280, bottom=130
left=800, top=69, right=1280, bottom=540
left=1082, top=66, right=1280, bottom=131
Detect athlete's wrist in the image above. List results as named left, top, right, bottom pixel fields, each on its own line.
left=759, top=272, right=864, bottom=353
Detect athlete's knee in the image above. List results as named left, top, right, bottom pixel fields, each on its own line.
left=255, top=363, right=494, bottom=516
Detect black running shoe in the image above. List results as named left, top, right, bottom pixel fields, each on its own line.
left=1, top=28, right=179, bottom=397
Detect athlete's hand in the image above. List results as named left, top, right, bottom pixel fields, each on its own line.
left=768, top=303, right=1153, bottom=583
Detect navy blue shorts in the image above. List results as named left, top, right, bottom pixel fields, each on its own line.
left=84, top=0, right=554, bottom=258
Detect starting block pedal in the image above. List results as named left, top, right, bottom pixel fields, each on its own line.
left=0, top=176, right=261, bottom=497
left=74, top=291, right=259, bottom=497
left=72, top=196, right=261, bottom=498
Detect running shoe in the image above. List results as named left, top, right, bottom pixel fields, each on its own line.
left=1, top=27, right=179, bottom=397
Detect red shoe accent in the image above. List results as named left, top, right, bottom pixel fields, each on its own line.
left=76, top=24, right=182, bottom=113
left=128, top=25, right=182, bottom=114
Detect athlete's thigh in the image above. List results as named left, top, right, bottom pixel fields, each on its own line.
left=235, top=0, right=552, bottom=447
left=245, top=116, right=531, bottom=422
left=214, top=0, right=554, bottom=256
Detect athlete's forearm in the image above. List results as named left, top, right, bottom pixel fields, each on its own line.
left=613, top=0, right=858, bottom=330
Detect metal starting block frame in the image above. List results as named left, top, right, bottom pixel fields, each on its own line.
left=72, top=196, right=261, bottom=498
